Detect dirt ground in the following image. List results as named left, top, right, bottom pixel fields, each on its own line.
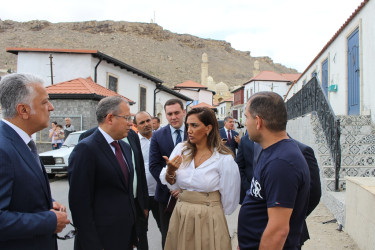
left=303, top=202, right=359, bottom=249
left=231, top=202, right=360, bottom=250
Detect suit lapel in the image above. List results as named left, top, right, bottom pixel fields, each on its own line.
left=119, top=141, right=134, bottom=190
left=165, top=126, right=175, bottom=151
left=93, top=130, right=128, bottom=190
left=1, top=122, right=51, bottom=203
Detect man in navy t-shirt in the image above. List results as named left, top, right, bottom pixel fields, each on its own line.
left=237, top=91, right=310, bottom=250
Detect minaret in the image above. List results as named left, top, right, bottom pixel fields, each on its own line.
left=253, top=60, right=260, bottom=77
left=201, top=53, right=209, bottom=87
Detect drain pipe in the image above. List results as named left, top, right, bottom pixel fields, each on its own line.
left=94, top=57, right=103, bottom=83
left=154, top=83, right=163, bottom=116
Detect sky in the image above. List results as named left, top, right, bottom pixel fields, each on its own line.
left=0, top=0, right=364, bottom=72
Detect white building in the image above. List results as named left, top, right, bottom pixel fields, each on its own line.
left=173, top=80, right=214, bottom=106
left=216, top=97, right=233, bottom=120
left=286, top=0, right=375, bottom=122
left=244, top=71, right=300, bottom=101
left=7, top=48, right=192, bottom=125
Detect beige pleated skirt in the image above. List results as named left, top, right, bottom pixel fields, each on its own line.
left=164, top=190, right=231, bottom=250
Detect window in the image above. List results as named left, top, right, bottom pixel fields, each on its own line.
left=139, top=86, right=147, bottom=111
left=107, top=73, right=118, bottom=92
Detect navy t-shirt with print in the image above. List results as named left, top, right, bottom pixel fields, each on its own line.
left=238, top=139, right=310, bottom=250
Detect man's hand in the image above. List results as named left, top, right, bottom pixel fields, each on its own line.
left=53, top=201, right=66, bottom=212
left=144, top=209, right=149, bottom=218
left=170, top=189, right=180, bottom=198
left=50, top=209, right=70, bottom=233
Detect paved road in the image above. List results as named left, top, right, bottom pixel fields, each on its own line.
left=50, top=177, right=162, bottom=250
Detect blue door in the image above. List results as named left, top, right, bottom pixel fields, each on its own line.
left=347, top=28, right=360, bottom=115
left=322, top=59, right=328, bottom=96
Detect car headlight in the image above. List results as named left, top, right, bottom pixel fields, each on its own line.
left=54, top=157, right=64, bottom=164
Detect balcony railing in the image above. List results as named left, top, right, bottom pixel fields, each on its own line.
left=286, top=77, right=341, bottom=191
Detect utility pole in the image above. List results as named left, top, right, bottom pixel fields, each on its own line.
left=49, top=54, right=54, bottom=85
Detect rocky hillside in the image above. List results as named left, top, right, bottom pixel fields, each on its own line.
left=0, top=20, right=298, bottom=87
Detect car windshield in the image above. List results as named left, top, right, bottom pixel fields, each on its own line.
left=62, top=133, right=81, bottom=147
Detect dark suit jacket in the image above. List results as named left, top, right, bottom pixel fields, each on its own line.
left=68, top=129, right=137, bottom=250
left=78, top=126, right=97, bottom=141
left=126, top=129, right=149, bottom=213
left=235, top=135, right=254, bottom=204
left=253, top=139, right=321, bottom=246
left=79, top=127, right=149, bottom=213
left=219, top=127, right=239, bottom=155
left=149, top=125, right=186, bottom=204
left=0, top=121, right=57, bottom=250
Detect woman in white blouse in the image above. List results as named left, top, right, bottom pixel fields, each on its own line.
left=160, top=107, right=240, bottom=250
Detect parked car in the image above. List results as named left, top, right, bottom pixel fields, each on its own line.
left=39, top=130, right=85, bottom=178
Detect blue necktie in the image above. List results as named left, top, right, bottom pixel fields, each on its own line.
left=28, top=140, right=42, bottom=170
left=175, top=129, right=182, bottom=146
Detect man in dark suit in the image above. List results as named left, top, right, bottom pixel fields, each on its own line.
left=253, top=138, right=321, bottom=248
left=149, top=98, right=186, bottom=248
left=77, top=124, right=149, bottom=249
left=69, top=96, right=137, bottom=250
left=0, top=73, right=70, bottom=249
left=219, top=116, right=240, bottom=155
left=235, top=132, right=254, bottom=204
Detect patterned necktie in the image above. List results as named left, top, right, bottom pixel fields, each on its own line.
left=175, top=129, right=182, bottom=146
left=227, top=130, right=232, bottom=143
left=111, top=141, right=129, bottom=184
left=28, top=140, right=42, bottom=170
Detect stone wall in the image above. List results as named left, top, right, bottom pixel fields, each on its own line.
left=346, top=177, right=375, bottom=250
left=36, top=99, right=98, bottom=153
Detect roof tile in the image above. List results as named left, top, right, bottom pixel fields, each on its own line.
left=175, top=80, right=207, bottom=89
left=46, top=77, right=134, bottom=103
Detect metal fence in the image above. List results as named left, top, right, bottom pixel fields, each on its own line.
left=286, top=77, right=341, bottom=191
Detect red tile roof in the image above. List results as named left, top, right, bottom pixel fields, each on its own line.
left=219, top=96, right=234, bottom=103
left=281, top=73, right=301, bottom=82
left=191, top=102, right=216, bottom=109
left=175, top=80, right=207, bottom=89
left=46, top=77, right=135, bottom=103
left=244, top=71, right=300, bottom=85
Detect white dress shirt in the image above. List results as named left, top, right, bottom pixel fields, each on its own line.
left=160, top=142, right=240, bottom=215
left=138, top=133, right=157, bottom=196
left=2, top=119, right=32, bottom=146
left=169, top=124, right=185, bottom=145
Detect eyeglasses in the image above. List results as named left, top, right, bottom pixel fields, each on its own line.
left=57, top=223, right=76, bottom=240
left=113, top=115, right=133, bottom=122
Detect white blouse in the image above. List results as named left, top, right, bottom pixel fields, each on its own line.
left=160, top=143, right=240, bottom=215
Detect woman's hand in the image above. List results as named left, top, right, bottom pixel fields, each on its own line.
left=163, top=155, right=182, bottom=172
left=163, top=155, right=182, bottom=185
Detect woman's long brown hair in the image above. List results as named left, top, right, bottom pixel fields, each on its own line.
left=181, top=107, right=234, bottom=163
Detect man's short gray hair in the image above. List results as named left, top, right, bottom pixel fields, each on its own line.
left=96, top=96, right=128, bottom=124
left=0, top=73, right=44, bottom=118
left=224, top=116, right=233, bottom=123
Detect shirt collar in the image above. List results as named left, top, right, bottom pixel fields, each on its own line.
left=169, top=124, right=185, bottom=134
left=138, top=132, right=151, bottom=141
left=2, top=119, right=32, bottom=145
left=224, top=127, right=231, bottom=133
left=98, top=126, right=116, bottom=144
